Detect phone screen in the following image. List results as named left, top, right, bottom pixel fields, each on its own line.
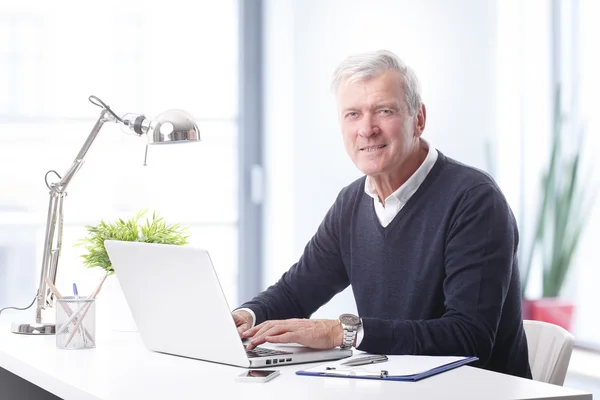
left=243, top=370, right=278, bottom=378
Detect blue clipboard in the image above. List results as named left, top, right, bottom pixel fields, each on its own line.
left=296, top=356, right=478, bottom=382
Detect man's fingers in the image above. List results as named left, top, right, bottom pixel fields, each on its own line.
left=233, top=313, right=250, bottom=337
left=242, top=321, right=270, bottom=339
left=244, top=319, right=308, bottom=349
left=245, top=320, right=289, bottom=338
left=246, top=337, right=264, bottom=350
left=243, top=318, right=304, bottom=337
left=245, top=323, right=272, bottom=349
left=248, top=331, right=285, bottom=350
left=246, top=322, right=302, bottom=350
left=243, top=319, right=339, bottom=350
left=233, top=313, right=251, bottom=328
left=250, top=325, right=289, bottom=347
left=242, top=321, right=269, bottom=337
left=265, top=331, right=297, bottom=344
left=237, top=324, right=249, bottom=336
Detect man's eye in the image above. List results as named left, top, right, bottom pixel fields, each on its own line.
left=346, top=112, right=358, bottom=118
left=379, top=109, right=392, bottom=115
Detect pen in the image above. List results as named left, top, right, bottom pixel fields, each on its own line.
left=44, top=278, right=94, bottom=342
left=72, top=283, right=87, bottom=345
left=64, top=274, right=107, bottom=347
left=341, top=354, right=388, bottom=367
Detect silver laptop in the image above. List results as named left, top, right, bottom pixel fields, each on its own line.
left=104, top=240, right=352, bottom=368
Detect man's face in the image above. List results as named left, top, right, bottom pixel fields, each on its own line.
left=336, top=70, right=421, bottom=177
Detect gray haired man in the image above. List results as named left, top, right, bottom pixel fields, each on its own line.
left=233, top=50, right=531, bottom=379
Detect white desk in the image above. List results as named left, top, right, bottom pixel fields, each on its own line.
left=0, top=324, right=592, bottom=400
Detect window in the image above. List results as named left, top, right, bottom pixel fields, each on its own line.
left=569, top=0, right=600, bottom=347
left=0, top=1, right=240, bottom=313
left=496, top=0, right=600, bottom=347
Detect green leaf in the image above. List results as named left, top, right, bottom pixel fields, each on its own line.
left=523, top=84, right=597, bottom=298
left=76, top=209, right=189, bottom=274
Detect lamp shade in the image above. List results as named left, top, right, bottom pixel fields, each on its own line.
left=146, top=109, right=201, bottom=145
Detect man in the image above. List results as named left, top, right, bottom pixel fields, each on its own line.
left=233, top=50, right=531, bottom=378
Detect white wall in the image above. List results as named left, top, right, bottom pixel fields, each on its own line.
left=261, top=0, right=500, bottom=317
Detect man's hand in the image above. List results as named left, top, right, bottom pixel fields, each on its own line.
left=241, top=319, right=343, bottom=350
left=232, top=310, right=254, bottom=336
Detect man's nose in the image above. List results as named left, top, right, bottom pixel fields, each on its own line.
left=357, top=119, right=380, bottom=137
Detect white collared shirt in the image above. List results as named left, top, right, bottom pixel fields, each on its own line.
left=240, top=140, right=439, bottom=348
left=364, top=141, right=439, bottom=227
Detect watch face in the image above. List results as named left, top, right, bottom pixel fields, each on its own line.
left=339, top=313, right=360, bottom=326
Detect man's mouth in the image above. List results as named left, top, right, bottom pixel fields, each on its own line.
left=360, top=144, right=387, bottom=152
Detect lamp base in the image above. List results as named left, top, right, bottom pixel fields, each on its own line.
left=11, top=322, right=56, bottom=335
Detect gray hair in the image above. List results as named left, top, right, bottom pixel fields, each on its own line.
left=331, top=50, right=422, bottom=115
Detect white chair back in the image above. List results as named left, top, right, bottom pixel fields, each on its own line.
left=523, top=319, right=575, bottom=385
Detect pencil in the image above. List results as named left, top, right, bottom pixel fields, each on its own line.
left=64, top=273, right=108, bottom=347
left=45, top=278, right=95, bottom=343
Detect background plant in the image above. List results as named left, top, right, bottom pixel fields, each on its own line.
left=77, top=209, right=189, bottom=275
left=520, top=86, right=595, bottom=298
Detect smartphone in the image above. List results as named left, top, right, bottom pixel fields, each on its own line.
left=235, top=369, right=280, bottom=383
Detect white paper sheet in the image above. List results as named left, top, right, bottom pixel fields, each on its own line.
left=301, top=355, right=469, bottom=377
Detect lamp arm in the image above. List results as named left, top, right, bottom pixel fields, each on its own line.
left=58, top=110, right=115, bottom=190
left=35, top=109, right=115, bottom=324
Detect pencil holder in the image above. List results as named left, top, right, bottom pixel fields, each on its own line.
left=56, top=296, right=96, bottom=350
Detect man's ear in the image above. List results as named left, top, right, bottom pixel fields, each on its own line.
left=414, top=103, right=426, bottom=137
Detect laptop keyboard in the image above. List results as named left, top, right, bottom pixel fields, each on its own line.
left=244, top=346, right=293, bottom=359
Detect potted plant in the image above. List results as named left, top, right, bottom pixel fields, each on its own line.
left=76, top=209, right=189, bottom=330
left=520, top=86, right=595, bottom=331
left=77, top=209, right=189, bottom=275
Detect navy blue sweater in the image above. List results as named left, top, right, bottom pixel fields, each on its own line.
left=241, top=152, right=531, bottom=378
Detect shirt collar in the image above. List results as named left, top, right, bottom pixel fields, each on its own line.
left=364, top=139, right=439, bottom=204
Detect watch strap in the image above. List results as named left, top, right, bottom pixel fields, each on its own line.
left=340, top=322, right=358, bottom=349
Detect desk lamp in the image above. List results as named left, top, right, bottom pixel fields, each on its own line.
left=10, top=96, right=201, bottom=335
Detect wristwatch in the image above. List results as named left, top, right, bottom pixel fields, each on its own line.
left=339, top=313, right=361, bottom=349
